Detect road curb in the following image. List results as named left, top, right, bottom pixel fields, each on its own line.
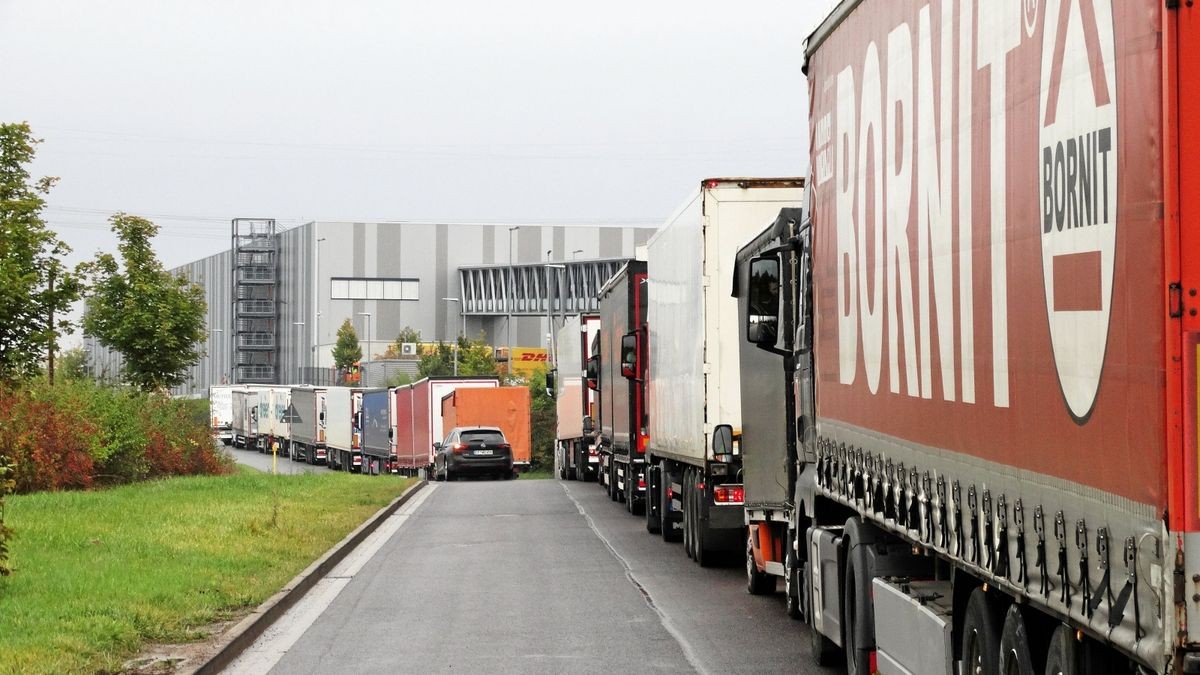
left=188, top=479, right=428, bottom=675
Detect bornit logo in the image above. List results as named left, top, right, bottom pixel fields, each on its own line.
left=1038, top=0, right=1118, bottom=423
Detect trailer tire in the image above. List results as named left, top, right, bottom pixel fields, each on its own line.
left=645, top=464, right=662, bottom=534
left=686, top=468, right=696, bottom=557
left=961, top=587, right=1003, bottom=675
left=999, top=605, right=1036, bottom=675
left=785, top=531, right=803, bottom=620
left=803, top=559, right=841, bottom=666
left=1043, top=624, right=1079, bottom=675
left=660, top=461, right=682, bottom=543
left=842, top=547, right=869, bottom=675
left=746, top=531, right=773, bottom=595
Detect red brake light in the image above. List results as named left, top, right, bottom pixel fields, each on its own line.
left=714, top=485, right=745, bottom=504
left=452, top=443, right=467, bottom=454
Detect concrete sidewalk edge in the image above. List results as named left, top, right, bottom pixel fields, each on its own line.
left=188, top=479, right=428, bottom=675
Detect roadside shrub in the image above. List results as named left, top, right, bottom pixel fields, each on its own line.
left=0, top=381, right=231, bottom=494
left=0, top=456, right=13, bottom=577
left=0, top=387, right=97, bottom=492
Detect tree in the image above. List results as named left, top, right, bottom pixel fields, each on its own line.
left=417, top=334, right=498, bottom=378
left=0, top=123, right=80, bottom=383
left=524, top=367, right=556, bottom=471
left=332, top=319, right=362, bottom=371
left=56, top=346, right=88, bottom=380
left=381, top=326, right=421, bottom=359
left=83, top=213, right=207, bottom=391
left=417, top=341, right=454, bottom=378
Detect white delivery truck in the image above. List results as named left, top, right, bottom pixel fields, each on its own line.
left=289, top=387, right=328, bottom=464
left=231, top=388, right=262, bottom=449
left=262, top=387, right=292, bottom=456
left=209, top=385, right=234, bottom=445
left=325, top=386, right=364, bottom=472
left=643, top=178, right=805, bottom=565
left=552, top=314, right=600, bottom=481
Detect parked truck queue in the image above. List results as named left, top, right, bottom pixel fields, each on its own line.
left=212, top=377, right=530, bottom=480
left=551, top=0, right=1200, bottom=668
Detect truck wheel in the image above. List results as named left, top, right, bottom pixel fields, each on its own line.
left=960, top=587, right=1003, bottom=675
left=784, top=532, right=803, bottom=619
left=998, top=605, right=1035, bottom=675
left=1043, top=624, right=1078, bottom=675
left=803, top=559, right=841, bottom=665
left=683, top=469, right=695, bottom=559
left=644, top=465, right=660, bottom=533
left=660, top=462, right=682, bottom=543
left=842, top=546, right=869, bottom=675
left=746, top=531, right=773, bottom=595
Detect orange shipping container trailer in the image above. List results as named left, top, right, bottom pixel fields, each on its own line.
left=440, top=387, right=532, bottom=470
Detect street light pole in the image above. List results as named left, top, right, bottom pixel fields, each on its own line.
left=442, top=297, right=463, bottom=376
left=357, top=312, right=372, bottom=364
left=315, top=235, right=326, bottom=370
left=292, top=322, right=306, bottom=384
left=544, top=263, right=565, bottom=369
left=507, top=226, right=519, bottom=376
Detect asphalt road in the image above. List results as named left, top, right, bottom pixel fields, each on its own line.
left=225, top=478, right=837, bottom=674
left=222, top=443, right=329, bottom=475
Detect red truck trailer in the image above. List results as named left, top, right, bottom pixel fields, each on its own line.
left=440, top=387, right=532, bottom=474
left=730, top=1, right=1200, bottom=672
left=392, top=377, right=499, bottom=474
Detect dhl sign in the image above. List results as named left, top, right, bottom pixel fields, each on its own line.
left=509, top=348, right=549, bottom=377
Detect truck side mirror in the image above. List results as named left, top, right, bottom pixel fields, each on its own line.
left=747, top=255, right=781, bottom=346
left=620, top=332, right=638, bottom=380
left=586, top=355, right=600, bottom=391
left=712, top=424, right=734, bottom=460
left=546, top=370, right=557, bottom=398
left=583, top=416, right=595, bottom=434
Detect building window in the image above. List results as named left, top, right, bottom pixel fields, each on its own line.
left=331, top=277, right=418, bottom=301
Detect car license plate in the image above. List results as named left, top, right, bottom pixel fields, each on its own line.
left=475, top=449, right=494, bottom=456
left=588, top=455, right=599, bottom=463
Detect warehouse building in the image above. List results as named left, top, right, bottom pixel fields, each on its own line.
left=88, top=220, right=654, bottom=397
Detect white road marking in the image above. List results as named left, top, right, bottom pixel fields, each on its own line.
left=223, top=484, right=438, bottom=675
left=561, top=483, right=706, bottom=675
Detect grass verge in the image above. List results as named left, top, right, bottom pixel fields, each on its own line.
left=0, top=467, right=416, bottom=674
left=518, top=469, right=553, bottom=480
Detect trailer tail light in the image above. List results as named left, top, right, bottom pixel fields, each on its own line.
left=638, top=434, right=649, bottom=453
left=452, top=443, right=467, bottom=455
left=713, top=485, right=744, bottom=504
left=638, top=478, right=646, bottom=489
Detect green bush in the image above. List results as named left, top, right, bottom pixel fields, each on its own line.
left=0, top=457, right=13, bottom=576
left=0, top=381, right=232, bottom=494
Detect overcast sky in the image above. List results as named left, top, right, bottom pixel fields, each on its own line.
left=0, top=0, right=837, bottom=271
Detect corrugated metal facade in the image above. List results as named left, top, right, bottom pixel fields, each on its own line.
left=110, top=221, right=653, bottom=397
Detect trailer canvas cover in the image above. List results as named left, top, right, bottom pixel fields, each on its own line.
left=806, top=0, right=1167, bottom=666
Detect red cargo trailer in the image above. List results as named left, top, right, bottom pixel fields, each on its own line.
left=391, top=377, right=498, bottom=473
left=728, top=1, right=1200, bottom=672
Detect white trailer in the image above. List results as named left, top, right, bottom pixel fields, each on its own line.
left=289, top=387, right=328, bottom=464
left=262, top=387, right=292, bottom=455
left=644, top=178, right=805, bottom=564
left=553, top=314, right=600, bottom=481
left=231, top=388, right=262, bottom=449
left=209, top=385, right=234, bottom=445
left=325, top=386, right=363, bottom=472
